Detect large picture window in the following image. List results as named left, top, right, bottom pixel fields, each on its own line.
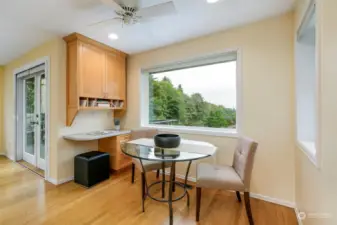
left=142, top=52, right=238, bottom=135
left=295, top=0, right=318, bottom=164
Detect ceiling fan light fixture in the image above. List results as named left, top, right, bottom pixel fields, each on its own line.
left=207, top=0, right=219, bottom=3
left=95, top=0, right=177, bottom=28
left=108, top=33, right=119, bottom=40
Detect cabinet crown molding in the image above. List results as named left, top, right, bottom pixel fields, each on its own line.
left=63, top=32, right=127, bottom=57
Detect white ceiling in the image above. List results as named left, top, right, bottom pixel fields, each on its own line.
left=0, top=0, right=295, bottom=65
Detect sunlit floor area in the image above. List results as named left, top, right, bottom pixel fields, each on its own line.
left=17, top=160, right=44, bottom=177
left=0, top=156, right=297, bottom=225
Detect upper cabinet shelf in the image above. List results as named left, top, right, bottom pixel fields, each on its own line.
left=63, top=33, right=127, bottom=126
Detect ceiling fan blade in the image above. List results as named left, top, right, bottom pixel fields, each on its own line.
left=114, top=0, right=139, bottom=8
left=87, top=17, right=121, bottom=27
left=101, top=0, right=124, bottom=11
left=137, top=1, right=176, bottom=19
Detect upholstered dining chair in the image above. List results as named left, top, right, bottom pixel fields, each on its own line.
left=195, top=137, right=258, bottom=225
left=130, top=128, right=173, bottom=198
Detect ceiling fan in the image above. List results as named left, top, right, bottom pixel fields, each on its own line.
left=90, top=0, right=176, bottom=27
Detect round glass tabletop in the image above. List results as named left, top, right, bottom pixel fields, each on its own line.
left=122, top=143, right=212, bottom=162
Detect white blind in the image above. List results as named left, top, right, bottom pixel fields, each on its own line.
left=143, top=51, right=237, bottom=74
left=16, top=63, right=45, bottom=78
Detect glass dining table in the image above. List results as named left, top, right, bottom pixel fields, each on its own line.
left=121, top=138, right=217, bottom=225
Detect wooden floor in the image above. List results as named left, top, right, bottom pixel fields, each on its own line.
left=0, top=156, right=297, bottom=225
left=17, top=160, right=45, bottom=177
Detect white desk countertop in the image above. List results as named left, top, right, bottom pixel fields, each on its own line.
left=63, top=130, right=131, bottom=141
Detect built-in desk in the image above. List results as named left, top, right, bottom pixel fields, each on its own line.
left=63, top=130, right=132, bottom=171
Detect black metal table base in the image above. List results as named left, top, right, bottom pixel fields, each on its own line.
left=175, top=181, right=193, bottom=190
left=146, top=180, right=190, bottom=204
left=140, top=160, right=192, bottom=225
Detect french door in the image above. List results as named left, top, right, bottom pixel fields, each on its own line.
left=22, top=73, right=46, bottom=170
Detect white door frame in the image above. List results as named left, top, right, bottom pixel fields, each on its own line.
left=22, top=75, right=38, bottom=166
left=36, top=73, right=46, bottom=170
left=14, top=56, right=50, bottom=181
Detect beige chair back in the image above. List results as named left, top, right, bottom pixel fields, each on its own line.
left=130, top=128, right=159, bottom=141
left=232, top=137, right=258, bottom=191
left=130, top=128, right=159, bottom=170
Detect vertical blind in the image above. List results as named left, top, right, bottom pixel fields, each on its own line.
left=16, top=63, right=45, bottom=78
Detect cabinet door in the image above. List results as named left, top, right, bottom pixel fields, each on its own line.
left=106, top=53, right=126, bottom=100
left=79, top=43, right=106, bottom=98
left=117, top=55, right=126, bottom=100
left=116, top=134, right=131, bottom=169
left=98, top=134, right=131, bottom=171
left=105, top=52, right=118, bottom=99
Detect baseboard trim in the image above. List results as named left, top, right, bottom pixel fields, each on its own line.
left=47, top=178, right=58, bottom=185
left=249, top=193, right=295, bottom=209
left=51, top=172, right=296, bottom=209
left=294, top=208, right=304, bottom=225
left=159, top=171, right=295, bottom=209
left=7, top=154, right=15, bottom=161
left=48, top=177, right=74, bottom=185
left=58, top=177, right=74, bottom=185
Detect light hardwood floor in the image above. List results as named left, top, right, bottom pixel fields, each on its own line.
left=17, top=160, right=45, bottom=177
left=0, top=156, right=298, bottom=225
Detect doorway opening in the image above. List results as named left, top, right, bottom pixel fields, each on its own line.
left=14, top=57, right=50, bottom=179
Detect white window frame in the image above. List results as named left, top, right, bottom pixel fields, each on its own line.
left=140, top=49, right=242, bottom=137
left=296, top=0, right=321, bottom=167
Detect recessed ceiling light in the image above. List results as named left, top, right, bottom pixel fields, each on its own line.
left=207, top=0, right=219, bottom=3
left=108, top=33, right=118, bottom=40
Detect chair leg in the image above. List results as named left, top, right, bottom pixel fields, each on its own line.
left=244, top=192, right=254, bottom=225
left=196, top=187, right=202, bottom=222
left=172, top=164, right=176, bottom=192
left=156, top=169, right=160, bottom=178
left=141, top=172, right=146, bottom=212
left=131, top=163, right=135, bottom=184
left=161, top=163, right=165, bottom=198
left=236, top=191, right=242, bottom=202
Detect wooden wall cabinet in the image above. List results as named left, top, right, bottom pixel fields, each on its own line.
left=63, top=33, right=127, bottom=126
left=79, top=42, right=106, bottom=98
left=98, top=134, right=131, bottom=171
left=106, top=52, right=126, bottom=100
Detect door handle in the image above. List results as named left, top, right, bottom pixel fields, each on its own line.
left=31, top=121, right=39, bottom=125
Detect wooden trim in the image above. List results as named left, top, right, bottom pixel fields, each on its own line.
left=63, top=32, right=127, bottom=57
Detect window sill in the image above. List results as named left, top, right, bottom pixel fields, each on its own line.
left=142, top=124, right=238, bottom=138
left=296, top=140, right=319, bottom=168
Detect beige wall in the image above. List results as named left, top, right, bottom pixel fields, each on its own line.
left=2, top=38, right=114, bottom=182
left=0, top=66, right=3, bottom=154
left=125, top=13, right=295, bottom=203
left=1, top=11, right=299, bottom=206
left=294, top=0, right=337, bottom=224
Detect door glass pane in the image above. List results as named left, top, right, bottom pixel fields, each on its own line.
left=40, top=74, right=46, bottom=160
left=25, top=77, right=35, bottom=155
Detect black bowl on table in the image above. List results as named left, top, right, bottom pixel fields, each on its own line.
left=154, top=134, right=181, bottom=149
